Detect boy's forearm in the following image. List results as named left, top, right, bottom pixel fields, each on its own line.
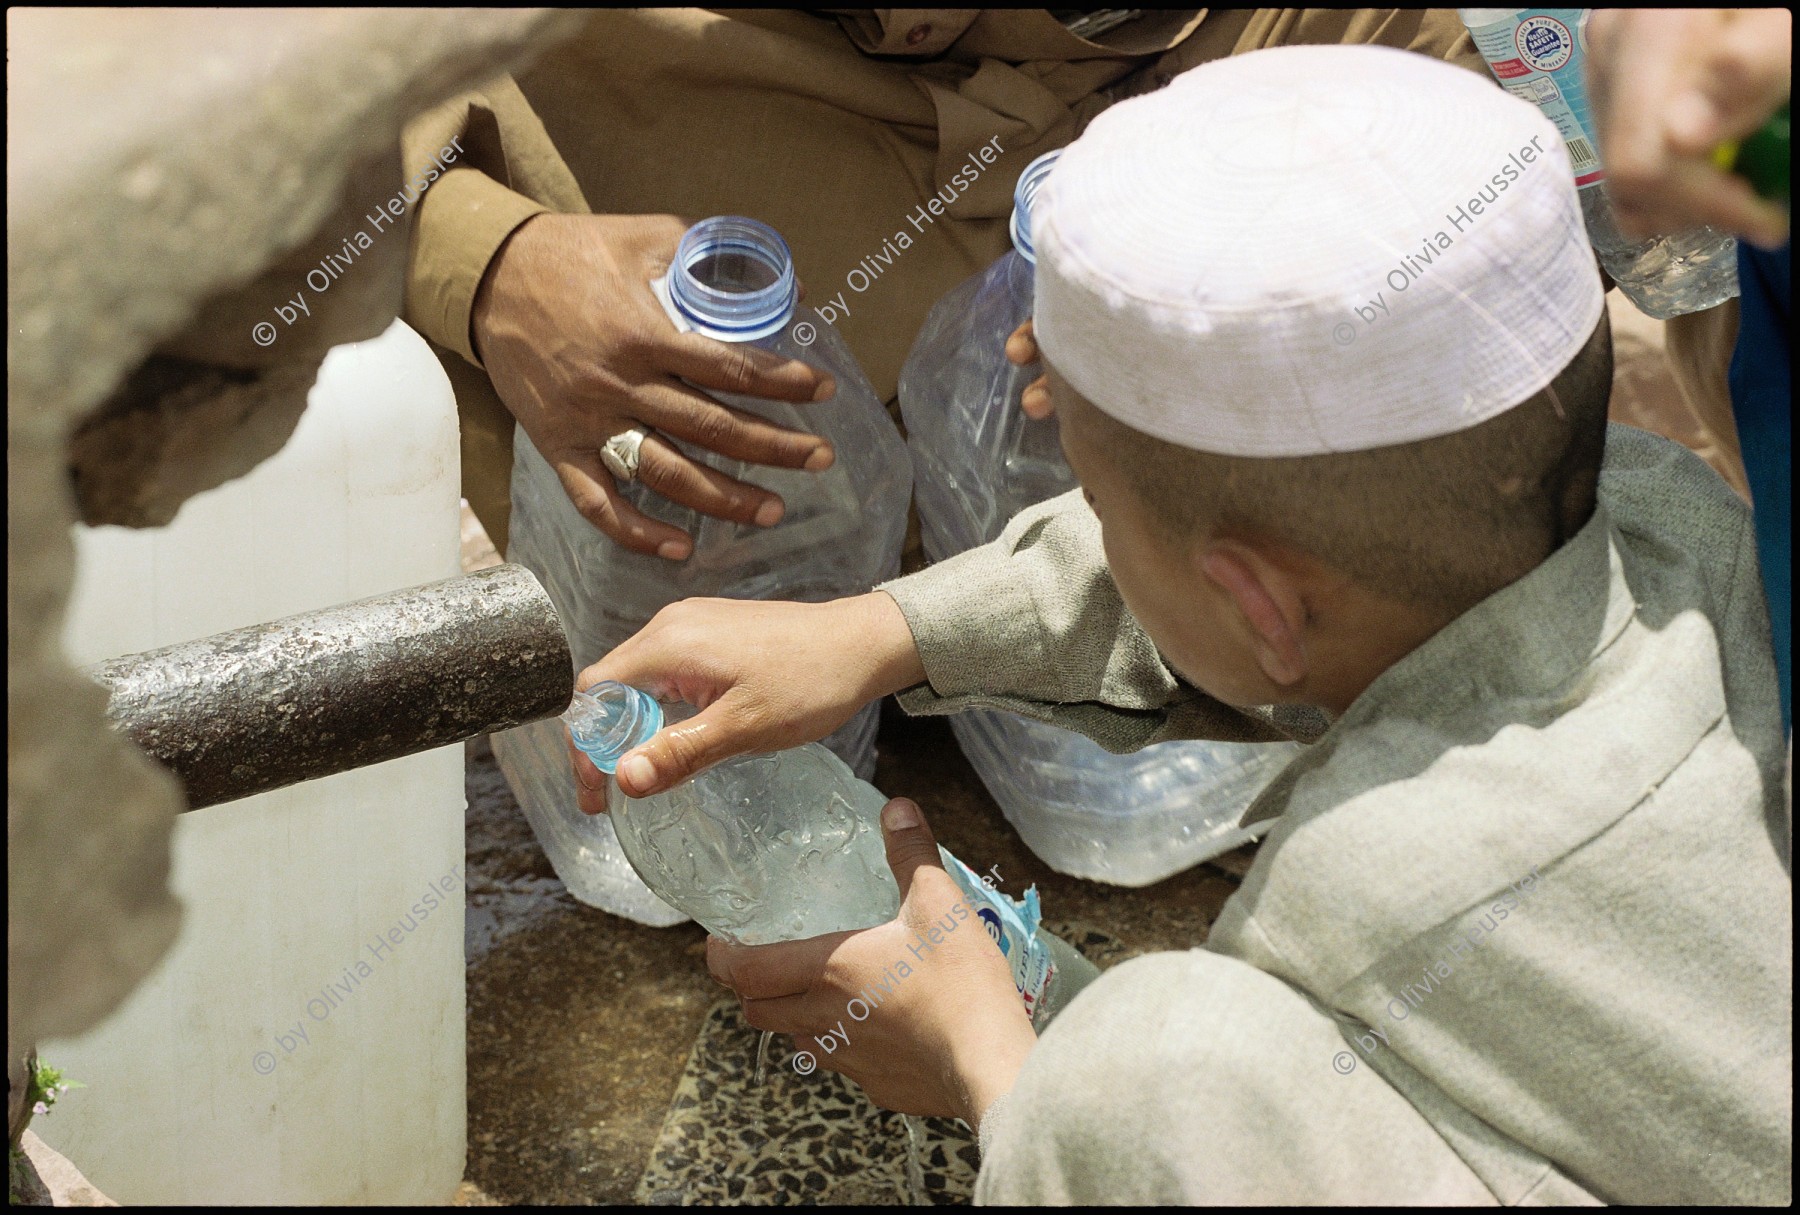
left=880, top=491, right=1194, bottom=717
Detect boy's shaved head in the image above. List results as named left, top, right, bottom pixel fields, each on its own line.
left=1078, top=317, right=1613, bottom=614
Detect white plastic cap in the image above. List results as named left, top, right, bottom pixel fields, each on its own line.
left=1033, top=44, right=1605, bottom=455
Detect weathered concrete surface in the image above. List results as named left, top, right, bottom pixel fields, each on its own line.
left=6, top=7, right=583, bottom=1068
left=10, top=1132, right=117, bottom=1207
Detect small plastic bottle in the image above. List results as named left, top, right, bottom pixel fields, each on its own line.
left=902, top=149, right=1070, bottom=560
left=564, top=681, right=1099, bottom=1028
left=565, top=680, right=899, bottom=944
left=1458, top=8, right=1739, bottom=319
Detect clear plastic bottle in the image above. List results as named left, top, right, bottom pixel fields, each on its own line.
left=1458, top=8, right=1738, bottom=319
left=567, top=681, right=900, bottom=944
left=564, top=682, right=1098, bottom=1036
left=901, top=151, right=1073, bottom=557
left=495, top=216, right=911, bottom=923
left=899, top=152, right=1301, bottom=886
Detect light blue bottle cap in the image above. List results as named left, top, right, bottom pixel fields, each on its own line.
left=564, top=680, right=663, bottom=773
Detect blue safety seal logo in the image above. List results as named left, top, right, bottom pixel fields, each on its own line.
left=1515, top=15, right=1574, bottom=73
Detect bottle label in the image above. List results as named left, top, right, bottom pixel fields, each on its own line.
left=939, top=848, right=1057, bottom=1023
left=1465, top=9, right=1604, bottom=187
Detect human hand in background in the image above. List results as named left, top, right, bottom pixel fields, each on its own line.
left=1006, top=319, right=1053, bottom=419
left=472, top=212, right=839, bottom=560
left=564, top=592, right=927, bottom=809
left=1587, top=9, right=1790, bottom=250
left=708, top=798, right=1037, bottom=1125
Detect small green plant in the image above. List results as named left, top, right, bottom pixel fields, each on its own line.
left=27, top=1061, right=82, bottom=1119
left=9, top=1060, right=84, bottom=1202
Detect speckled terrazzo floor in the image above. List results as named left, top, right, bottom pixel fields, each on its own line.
left=633, top=918, right=1124, bottom=1206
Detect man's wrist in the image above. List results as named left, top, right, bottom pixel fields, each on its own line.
left=469, top=212, right=547, bottom=366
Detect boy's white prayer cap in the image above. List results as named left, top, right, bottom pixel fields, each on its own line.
left=1032, top=44, right=1605, bottom=456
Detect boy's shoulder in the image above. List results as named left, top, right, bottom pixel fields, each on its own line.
left=1215, top=424, right=1781, bottom=992
left=1597, top=421, right=1758, bottom=615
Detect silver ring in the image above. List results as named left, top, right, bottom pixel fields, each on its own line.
left=600, top=427, right=650, bottom=483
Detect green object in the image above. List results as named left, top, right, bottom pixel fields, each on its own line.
left=1715, top=102, right=1790, bottom=204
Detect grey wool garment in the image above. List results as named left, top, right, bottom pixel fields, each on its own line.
left=879, top=425, right=1792, bottom=1205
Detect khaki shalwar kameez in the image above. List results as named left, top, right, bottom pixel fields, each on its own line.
left=877, top=424, right=1793, bottom=1204
left=398, top=8, right=1485, bottom=550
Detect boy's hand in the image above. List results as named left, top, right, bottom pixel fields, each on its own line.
left=566, top=593, right=926, bottom=808
left=708, top=799, right=1037, bottom=1126
left=1006, top=319, right=1054, bottom=419
left=1586, top=9, right=1791, bottom=250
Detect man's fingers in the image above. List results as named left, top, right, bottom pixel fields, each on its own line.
left=879, top=799, right=944, bottom=899
left=643, top=381, right=835, bottom=471
left=665, top=332, right=837, bottom=405
left=634, top=434, right=787, bottom=527
left=1005, top=318, right=1038, bottom=366
left=1612, top=149, right=1789, bottom=245
left=554, top=454, right=694, bottom=561
left=1020, top=374, right=1054, bottom=420
left=707, top=930, right=851, bottom=1000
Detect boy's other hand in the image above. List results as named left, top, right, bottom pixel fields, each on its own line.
left=566, top=593, right=927, bottom=808
left=1587, top=9, right=1791, bottom=250
left=1006, top=319, right=1054, bottom=419
left=708, top=798, right=1037, bottom=1125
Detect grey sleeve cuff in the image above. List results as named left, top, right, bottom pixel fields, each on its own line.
left=975, top=1088, right=1018, bottom=1160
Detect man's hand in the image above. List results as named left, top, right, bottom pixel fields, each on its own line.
left=708, top=798, right=1037, bottom=1126
left=1587, top=9, right=1791, bottom=250
left=474, top=213, right=840, bottom=560
left=566, top=592, right=927, bottom=809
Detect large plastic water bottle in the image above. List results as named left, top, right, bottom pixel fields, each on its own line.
left=1458, top=8, right=1738, bottom=319
left=566, top=681, right=1097, bottom=1027
left=495, top=216, right=911, bottom=924
left=899, top=152, right=1301, bottom=887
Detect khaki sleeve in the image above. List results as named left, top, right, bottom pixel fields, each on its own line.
left=1141, top=8, right=1484, bottom=86
left=401, top=75, right=591, bottom=367
left=878, top=490, right=1325, bottom=750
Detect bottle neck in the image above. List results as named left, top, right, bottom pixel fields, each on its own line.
left=666, top=216, right=799, bottom=342
left=563, top=681, right=663, bottom=773
left=1009, top=149, right=1063, bottom=265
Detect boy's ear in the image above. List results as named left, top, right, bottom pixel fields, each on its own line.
left=1199, top=542, right=1308, bottom=688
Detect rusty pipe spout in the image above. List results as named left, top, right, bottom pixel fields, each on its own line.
left=83, top=564, right=572, bottom=810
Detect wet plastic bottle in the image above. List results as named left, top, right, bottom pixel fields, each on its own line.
left=898, top=153, right=1301, bottom=886
left=564, top=681, right=1097, bottom=1031
left=495, top=216, right=911, bottom=923
left=1458, top=8, right=1739, bottom=319
left=566, top=681, right=900, bottom=944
